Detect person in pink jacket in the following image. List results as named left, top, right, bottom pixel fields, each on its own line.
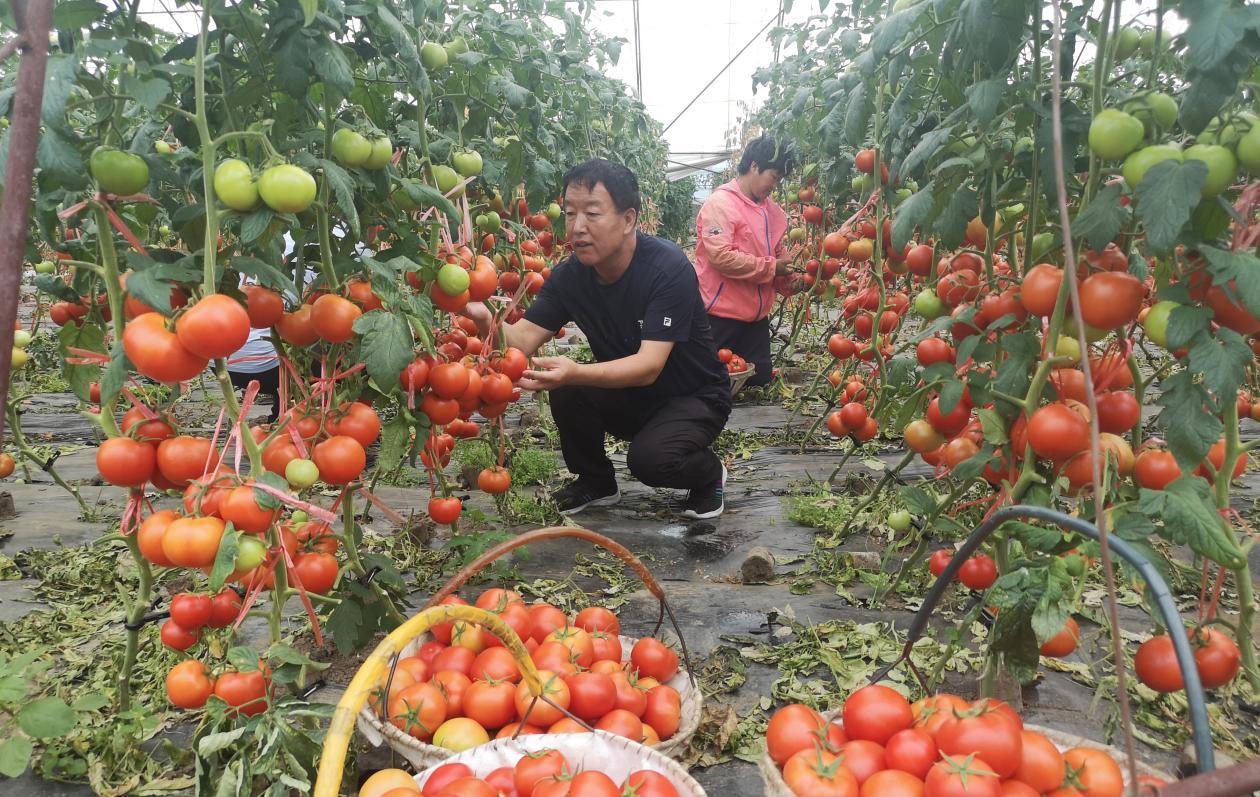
left=694, top=135, right=799, bottom=386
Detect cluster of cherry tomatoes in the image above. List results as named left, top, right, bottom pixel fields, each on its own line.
left=362, top=751, right=686, bottom=797
left=370, top=588, right=685, bottom=755
left=765, top=685, right=1155, bottom=797
left=165, top=657, right=271, bottom=716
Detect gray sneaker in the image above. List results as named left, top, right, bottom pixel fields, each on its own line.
left=682, top=464, right=727, bottom=520
left=551, top=479, right=621, bottom=514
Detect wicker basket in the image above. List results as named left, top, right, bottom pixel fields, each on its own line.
left=356, top=633, right=703, bottom=769
left=356, top=527, right=703, bottom=770
left=756, top=712, right=1172, bottom=797
left=413, top=730, right=707, bottom=796
left=729, top=364, right=756, bottom=397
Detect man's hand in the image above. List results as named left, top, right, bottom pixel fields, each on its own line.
left=519, top=355, right=580, bottom=391
left=459, top=301, right=493, bottom=336
left=774, top=253, right=795, bottom=277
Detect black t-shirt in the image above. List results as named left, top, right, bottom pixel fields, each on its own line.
left=524, top=232, right=731, bottom=407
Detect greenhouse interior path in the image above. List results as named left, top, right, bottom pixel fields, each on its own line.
left=3, top=384, right=1255, bottom=796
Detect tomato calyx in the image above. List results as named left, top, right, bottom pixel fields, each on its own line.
left=939, top=751, right=999, bottom=783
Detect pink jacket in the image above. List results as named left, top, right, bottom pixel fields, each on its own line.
left=694, top=180, right=791, bottom=322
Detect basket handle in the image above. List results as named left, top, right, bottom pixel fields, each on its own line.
left=421, top=526, right=695, bottom=683
left=313, top=604, right=542, bottom=797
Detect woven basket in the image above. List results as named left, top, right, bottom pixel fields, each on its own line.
left=729, top=364, right=756, bottom=397
left=357, top=633, right=702, bottom=769
left=756, top=711, right=1172, bottom=796
left=413, top=730, right=707, bottom=796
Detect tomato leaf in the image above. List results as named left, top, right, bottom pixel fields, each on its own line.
left=1002, top=521, right=1065, bottom=553
left=298, top=0, right=317, bottom=27
left=100, top=339, right=129, bottom=408
left=1200, top=246, right=1260, bottom=321
left=898, top=127, right=951, bottom=183
left=41, top=54, right=80, bottom=127
left=376, top=412, right=411, bottom=474
left=1188, top=327, right=1252, bottom=404
left=1036, top=100, right=1089, bottom=206
left=327, top=596, right=365, bottom=656
left=1132, top=159, right=1207, bottom=254
left=1071, top=183, right=1127, bottom=251
left=121, top=74, right=170, bottom=113
left=1180, top=0, right=1248, bottom=72
left=964, top=78, right=1003, bottom=126
left=991, top=604, right=1039, bottom=683
left=208, top=529, right=241, bottom=593
left=352, top=311, right=413, bottom=393
left=1137, top=477, right=1246, bottom=569
left=1179, top=48, right=1253, bottom=135
left=1155, top=369, right=1221, bottom=470
left=312, top=37, right=354, bottom=98
left=268, top=643, right=329, bottom=671
left=196, top=726, right=248, bottom=757
left=898, top=485, right=937, bottom=516
left=238, top=207, right=275, bottom=245
left=57, top=322, right=104, bottom=402
left=315, top=158, right=360, bottom=236
left=226, top=646, right=260, bottom=672
left=18, top=696, right=76, bottom=738
left=950, top=445, right=993, bottom=482
left=232, top=255, right=299, bottom=303
left=978, top=408, right=1008, bottom=445
left=890, top=180, right=935, bottom=250
left=33, top=273, right=81, bottom=303
left=360, top=553, right=405, bottom=591
left=35, top=127, right=87, bottom=189
left=1166, top=304, right=1213, bottom=351
left=932, top=182, right=978, bottom=250
left=122, top=267, right=179, bottom=316
left=252, top=471, right=289, bottom=511
left=938, top=377, right=965, bottom=414
left=53, top=0, right=104, bottom=28
left=0, top=736, right=33, bottom=778
left=397, top=180, right=461, bottom=226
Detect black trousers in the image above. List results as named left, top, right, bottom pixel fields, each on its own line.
left=228, top=367, right=281, bottom=422
left=707, top=314, right=773, bottom=386
left=550, top=386, right=730, bottom=490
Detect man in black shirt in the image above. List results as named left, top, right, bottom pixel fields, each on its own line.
left=464, top=159, right=731, bottom=518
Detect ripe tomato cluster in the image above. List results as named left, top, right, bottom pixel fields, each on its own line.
left=1135, top=627, right=1241, bottom=694
left=364, top=751, right=684, bottom=797
left=766, top=686, right=1150, bottom=797
left=165, top=658, right=272, bottom=716
left=372, top=588, right=685, bottom=754
left=716, top=348, right=750, bottom=374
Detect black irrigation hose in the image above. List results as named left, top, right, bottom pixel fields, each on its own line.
left=870, top=504, right=1216, bottom=773
left=123, top=609, right=169, bottom=631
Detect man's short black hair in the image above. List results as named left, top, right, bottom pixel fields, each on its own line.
left=738, top=135, right=794, bottom=176
left=562, top=158, right=641, bottom=214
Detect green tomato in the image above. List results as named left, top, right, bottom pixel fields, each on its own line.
left=1113, top=27, right=1141, bottom=61
left=213, top=159, right=260, bottom=212
left=1053, top=334, right=1082, bottom=364
left=437, top=262, right=470, bottom=296
left=364, top=137, right=393, bottom=170
left=235, top=535, right=267, bottom=572
left=10, top=348, right=28, bottom=369
left=1142, top=300, right=1178, bottom=348
left=331, top=128, right=372, bottom=168
left=1030, top=232, right=1054, bottom=261
left=258, top=164, right=317, bottom=214
left=1124, top=92, right=1179, bottom=131
left=893, top=188, right=912, bottom=206
left=852, top=173, right=873, bottom=193
left=788, top=227, right=806, bottom=242
left=1088, top=109, right=1145, bottom=160
left=452, top=149, right=483, bottom=178
left=1239, top=126, right=1260, bottom=174
left=1138, top=28, right=1166, bottom=56
left=432, top=164, right=462, bottom=196
left=904, top=179, right=919, bottom=192
left=393, top=179, right=422, bottom=210
left=290, top=510, right=309, bottom=524
left=1062, top=315, right=1108, bottom=344
left=89, top=146, right=150, bottom=196
left=914, top=288, right=945, bottom=319
left=12, top=330, right=32, bottom=349
left=285, top=458, right=319, bottom=489
left=1183, top=144, right=1238, bottom=197
left=154, top=140, right=173, bottom=155
left=445, top=36, right=469, bottom=56
left=548, top=202, right=562, bottom=221
left=1121, top=144, right=1183, bottom=188
left=421, top=41, right=448, bottom=70
left=1062, top=552, right=1086, bottom=577
left=158, top=225, right=171, bottom=236
left=34, top=260, right=54, bottom=274
left=888, top=510, right=913, bottom=532
left=479, top=211, right=502, bottom=233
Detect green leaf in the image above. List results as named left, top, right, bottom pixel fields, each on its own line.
left=898, top=128, right=951, bottom=182
left=398, top=180, right=461, bottom=226
left=0, top=674, right=27, bottom=703
left=232, top=255, right=298, bottom=302
left=1180, top=0, right=1247, bottom=72
left=328, top=597, right=365, bottom=656
left=299, top=0, right=318, bottom=26
left=352, top=311, right=413, bottom=391
left=0, top=735, right=33, bottom=777
left=965, top=79, right=1003, bottom=126
left=1155, top=369, right=1221, bottom=470
left=1180, top=48, right=1253, bottom=134
left=316, top=159, right=359, bottom=236
left=1002, top=521, right=1065, bottom=553
left=1032, top=568, right=1071, bottom=643
left=932, top=183, right=978, bottom=250
left=41, top=54, right=80, bottom=127
left=1133, top=159, right=1207, bottom=254
left=101, top=339, right=128, bottom=407
left=57, top=323, right=104, bottom=401
left=991, top=605, right=1039, bottom=683
left=252, top=471, right=289, bottom=511
left=239, top=208, right=275, bottom=245
left=226, top=646, right=260, bottom=671
left=978, top=408, right=1008, bottom=445
left=1188, top=327, right=1252, bottom=403
left=1200, top=246, right=1260, bottom=321
left=208, top=531, right=240, bottom=593
left=121, top=74, right=170, bottom=112
left=1166, top=305, right=1213, bottom=351
left=1072, top=183, right=1127, bottom=251
left=53, top=0, right=104, bottom=28
left=33, top=274, right=80, bottom=303
left=18, top=696, right=76, bottom=738
left=938, top=378, right=965, bottom=415
left=890, top=181, right=935, bottom=250
left=843, top=82, right=870, bottom=147
left=376, top=412, right=411, bottom=472
left=898, top=485, right=936, bottom=516
left=1138, top=477, right=1246, bottom=569
left=312, top=38, right=354, bottom=98
left=267, top=643, right=330, bottom=670
left=71, top=692, right=110, bottom=712
left=36, top=127, right=87, bottom=189
left=198, top=726, right=248, bottom=757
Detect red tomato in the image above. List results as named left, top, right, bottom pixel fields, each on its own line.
left=935, top=704, right=1023, bottom=778
left=1013, top=730, right=1066, bottom=793
left=958, top=555, right=998, bottom=590
left=515, top=749, right=569, bottom=797
left=783, top=748, right=860, bottom=797
left=924, top=755, right=1000, bottom=797
left=843, top=684, right=914, bottom=745
left=838, top=739, right=886, bottom=785
left=884, top=727, right=939, bottom=779
left=861, top=770, right=926, bottom=797
left=422, top=763, right=475, bottom=797
left=621, top=771, right=680, bottom=797
left=929, top=549, right=953, bottom=578
left=767, top=703, right=828, bottom=765
left=630, top=637, right=679, bottom=682
left=562, top=672, right=616, bottom=721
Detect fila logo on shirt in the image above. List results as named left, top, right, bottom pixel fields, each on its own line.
left=663, top=317, right=672, bottom=327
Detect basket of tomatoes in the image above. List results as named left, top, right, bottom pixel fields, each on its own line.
left=353, top=527, right=702, bottom=770
left=360, top=731, right=706, bottom=797
left=717, top=348, right=756, bottom=396
left=758, top=686, right=1170, bottom=797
